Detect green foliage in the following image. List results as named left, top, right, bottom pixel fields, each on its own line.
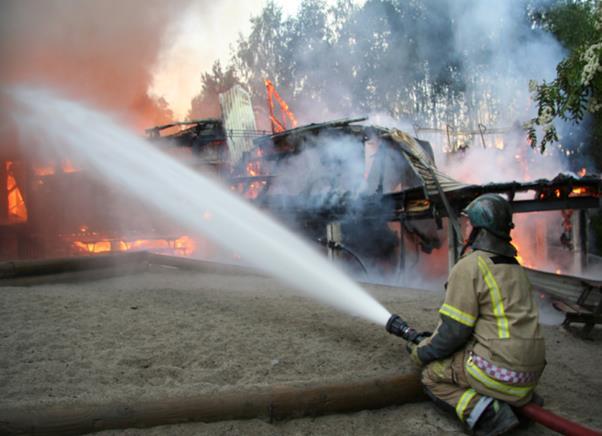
left=533, top=1, right=597, bottom=51
left=527, top=1, right=602, bottom=157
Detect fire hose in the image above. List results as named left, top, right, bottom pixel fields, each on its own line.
left=519, top=403, right=601, bottom=436
left=385, top=314, right=602, bottom=436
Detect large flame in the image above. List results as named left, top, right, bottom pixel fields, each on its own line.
left=6, top=161, right=28, bottom=223
left=265, top=79, right=298, bottom=133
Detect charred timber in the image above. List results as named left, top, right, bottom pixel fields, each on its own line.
left=388, top=175, right=602, bottom=218
left=246, top=175, right=601, bottom=223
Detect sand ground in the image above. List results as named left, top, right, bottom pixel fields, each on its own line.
left=1, top=268, right=601, bottom=435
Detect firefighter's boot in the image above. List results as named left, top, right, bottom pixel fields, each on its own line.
left=473, top=399, right=519, bottom=436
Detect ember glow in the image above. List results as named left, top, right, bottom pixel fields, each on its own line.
left=61, top=160, right=80, bottom=173
left=72, top=235, right=197, bottom=256
left=34, top=165, right=56, bottom=177
left=570, top=186, right=590, bottom=196
left=240, top=148, right=267, bottom=200
left=33, top=160, right=80, bottom=177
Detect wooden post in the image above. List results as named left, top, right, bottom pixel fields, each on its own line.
left=572, top=210, right=589, bottom=273
left=578, top=209, right=588, bottom=272
left=0, top=373, right=425, bottom=436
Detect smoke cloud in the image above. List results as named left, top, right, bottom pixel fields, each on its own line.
left=253, top=0, right=566, bottom=147
left=0, top=0, right=190, bottom=132
left=244, top=0, right=578, bottom=281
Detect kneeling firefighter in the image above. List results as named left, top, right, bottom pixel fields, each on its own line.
left=387, top=194, right=545, bottom=435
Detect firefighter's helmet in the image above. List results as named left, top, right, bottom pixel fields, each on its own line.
left=462, top=194, right=514, bottom=241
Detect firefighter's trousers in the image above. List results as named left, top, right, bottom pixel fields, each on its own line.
left=421, top=348, right=483, bottom=424
left=421, top=347, right=534, bottom=428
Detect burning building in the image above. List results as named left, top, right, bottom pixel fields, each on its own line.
left=0, top=148, right=199, bottom=260
left=2, top=83, right=601, bottom=292
left=0, top=85, right=266, bottom=262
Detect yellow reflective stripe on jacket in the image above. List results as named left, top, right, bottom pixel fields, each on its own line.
left=477, top=257, right=510, bottom=339
left=455, top=388, right=477, bottom=421
left=439, top=303, right=477, bottom=327
left=466, top=359, right=534, bottom=398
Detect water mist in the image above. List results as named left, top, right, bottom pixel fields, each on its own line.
left=8, top=87, right=391, bottom=326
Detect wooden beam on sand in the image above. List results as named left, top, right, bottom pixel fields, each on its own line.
left=0, top=373, right=425, bottom=435
left=0, top=252, right=265, bottom=286
left=0, top=251, right=150, bottom=280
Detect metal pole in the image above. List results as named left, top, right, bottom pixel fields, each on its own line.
left=397, top=222, right=406, bottom=283
left=326, top=222, right=342, bottom=262
left=448, top=219, right=460, bottom=271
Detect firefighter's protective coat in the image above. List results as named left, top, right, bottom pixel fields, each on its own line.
left=416, top=249, right=545, bottom=422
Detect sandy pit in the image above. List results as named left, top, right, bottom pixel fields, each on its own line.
left=1, top=267, right=601, bottom=435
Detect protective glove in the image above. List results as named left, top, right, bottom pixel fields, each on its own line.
left=405, top=332, right=432, bottom=366
left=406, top=341, right=422, bottom=366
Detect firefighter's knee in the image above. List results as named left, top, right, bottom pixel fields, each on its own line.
left=422, top=357, right=454, bottom=387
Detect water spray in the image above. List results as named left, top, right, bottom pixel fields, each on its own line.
left=8, top=87, right=392, bottom=326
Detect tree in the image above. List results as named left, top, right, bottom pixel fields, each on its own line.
left=527, top=0, right=602, bottom=167
left=232, top=0, right=467, bottom=124
left=233, top=1, right=289, bottom=104
left=188, top=61, right=240, bottom=119
left=232, top=0, right=571, bottom=147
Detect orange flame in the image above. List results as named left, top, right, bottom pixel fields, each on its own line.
left=265, top=79, right=298, bottom=133
left=571, top=187, right=587, bottom=196
left=5, top=161, right=28, bottom=223
left=511, top=242, right=527, bottom=267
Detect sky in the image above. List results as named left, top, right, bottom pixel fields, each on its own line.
left=149, top=0, right=351, bottom=119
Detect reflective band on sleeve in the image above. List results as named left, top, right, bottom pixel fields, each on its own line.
left=439, top=303, right=477, bottom=327
left=477, top=257, right=510, bottom=339
left=466, top=359, right=534, bottom=398
left=456, top=388, right=477, bottom=421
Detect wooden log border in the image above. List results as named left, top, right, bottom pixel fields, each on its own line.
left=0, top=373, right=425, bottom=435
left=0, top=252, right=265, bottom=286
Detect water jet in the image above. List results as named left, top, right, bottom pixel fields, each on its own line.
left=8, top=87, right=391, bottom=326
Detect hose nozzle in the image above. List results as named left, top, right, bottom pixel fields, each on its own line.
left=386, top=314, right=421, bottom=343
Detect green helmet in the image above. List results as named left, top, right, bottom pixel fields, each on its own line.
left=462, top=194, right=514, bottom=241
